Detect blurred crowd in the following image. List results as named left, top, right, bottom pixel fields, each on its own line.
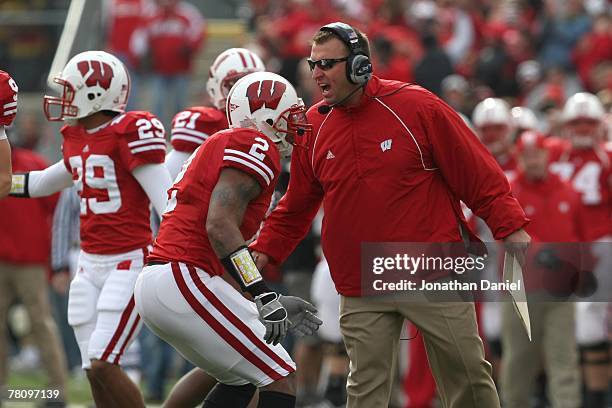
left=247, top=0, right=611, bottom=135
left=1, top=0, right=611, bottom=407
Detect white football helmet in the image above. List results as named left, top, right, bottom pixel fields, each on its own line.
left=511, top=106, right=538, bottom=131
left=561, top=92, right=605, bottom=147
left=44, top=51, right=130, bottom=121
left=561, top=92, right=605, bottom=123
left=206, top=48, right=266, bottom=111
left=472, top=98, right=512, bottom=127
left=472, top=98, right=513, bottom=157
left=226, top=72, right=311, bottom=158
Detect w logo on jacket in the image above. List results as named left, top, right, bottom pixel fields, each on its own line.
left=380, top=139, right=392, bottom=152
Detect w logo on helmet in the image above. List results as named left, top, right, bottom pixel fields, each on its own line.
left=77, top=60, right=114, bottom=90
left=246, top=80, right=286, bottom=113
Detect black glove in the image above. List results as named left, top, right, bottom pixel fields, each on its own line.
left=535, top=248, right=563, bottom=270
left=254, top=292, right=289, bottom=345
left=574, top=270, right=598, bottom=298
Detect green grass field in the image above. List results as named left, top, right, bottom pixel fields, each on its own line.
left=4, top=371, right=170, bottom=407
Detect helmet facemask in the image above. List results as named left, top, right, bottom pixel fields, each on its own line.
left=43, top=77, right=79, bottom=121
left=266, top=103, right=312, bottom=157
left=564, top=118, right=603, bottom=148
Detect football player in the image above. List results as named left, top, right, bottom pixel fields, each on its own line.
left=8, top=50, right=173, bottom=408
left=161, top=47, right=266, bottom=407
left=510, top=106, right=538, bottom=139
left=0, top=70, right=17, bottom=197
left=134, top=71, right=321, bottom=408
left=165, top=47, right=265, bottom=178
left=473, top=98, right=517, bottom=181
left=550, top=92, right=612, bottom=408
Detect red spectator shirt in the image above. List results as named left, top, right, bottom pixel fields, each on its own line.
left=170, top=106, right=227, bottom=153
left=0, top=149, right=57, bottom=264
left=105, top=0, right=153, bottom=67
left=549, top=144, right=612, bottom=241
left=61, top=111, right=166, bottom=254
left=512, top=172, right=584, bottom=242
left=145, top=2, right=205, bottom=75
left=149, top=128, right=280, bottom=276
left=252, top=76, right=528, bottom=296
left=0, top=70, right=18, bottom=126
left=511, top=172, right=586, bottom=290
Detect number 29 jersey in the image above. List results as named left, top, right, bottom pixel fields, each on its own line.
left=61, top=111, right=167, bottom=254
left=149, top=128, right=281, bottom=276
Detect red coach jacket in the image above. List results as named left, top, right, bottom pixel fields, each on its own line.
left=0, top=148, right=57, bottom=264
left=252, top=76, right=528, bottom=296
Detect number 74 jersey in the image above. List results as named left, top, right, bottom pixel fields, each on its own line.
left=61, top=111, right=167, bottom=254
left=149, top=128, right=280, bottom=276
left=549, top=142, right=612, bottom=241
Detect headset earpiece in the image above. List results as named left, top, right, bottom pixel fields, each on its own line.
left=320, top=22, right=372, bottom=85
left=349, top=54, right=372, bottom=85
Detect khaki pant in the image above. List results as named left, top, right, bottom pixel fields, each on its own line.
left=0, top=262, right=67, bottom=396
left=501, top=301, right=580, bottom=408
left=340, top=295, right=500, bottom=408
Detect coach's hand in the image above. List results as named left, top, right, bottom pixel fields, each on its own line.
left=279, top=295, right=322, bottom=337
left=504, top=228, right=531, bottom=268
left=255, top=292, right=289, bottom=345
left=251, top=251, right=269, bottom=270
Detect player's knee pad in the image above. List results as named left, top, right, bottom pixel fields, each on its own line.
left=257, top=391, right=296, bottom=408
left=67, top=276, right=97, bottom=327
left=202, top=383, right=256, bottom=408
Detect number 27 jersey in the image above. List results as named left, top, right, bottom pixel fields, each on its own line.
left=149, top=128, right=281, bottom=276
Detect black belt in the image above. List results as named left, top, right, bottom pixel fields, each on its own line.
left=147, top=261, right=168, bottom=266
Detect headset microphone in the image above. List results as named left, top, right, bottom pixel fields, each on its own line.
left=317, top=84, right=365, bottom=114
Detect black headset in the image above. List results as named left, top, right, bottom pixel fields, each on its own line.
left=320, top=22, right=372, bottom=85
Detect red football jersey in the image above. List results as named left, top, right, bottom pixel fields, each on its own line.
left=149, top=128, right=281, bottom=275
left=0, top=70, right=18, bottom=126
left=549, top=144, right=612, bottom=241
left=170, top=106, right=228, bottom=153
left=61, top=111, right=166, bottom=254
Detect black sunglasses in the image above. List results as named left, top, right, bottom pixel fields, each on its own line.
left=307, top=57, right=348, bottom=71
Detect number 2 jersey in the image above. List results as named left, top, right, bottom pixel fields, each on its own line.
left=61, top=111, right=167, bottom=254
left=170, top=106, right=228, bottom=153
left=149, top=128, right=281, bottom=276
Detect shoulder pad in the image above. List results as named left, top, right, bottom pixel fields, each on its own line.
left=111, top=111, right=164, bottom=136
left=0, top=70, right=18, bottom=126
